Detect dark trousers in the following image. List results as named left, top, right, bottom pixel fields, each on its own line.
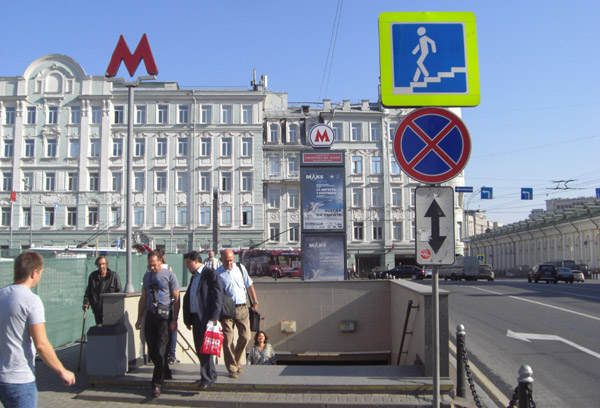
left=192, top=314, right=217, bottom=385
left=144, top=312, right=172, bottom=387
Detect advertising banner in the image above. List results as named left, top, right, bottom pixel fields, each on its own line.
left=301, top=167, right=345, bottom=231
left=301, top=234, right=346, bottom=281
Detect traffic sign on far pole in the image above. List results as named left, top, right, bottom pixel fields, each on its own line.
left=455, top=186, right=473, bottom=193
left=394, top=107, right=471, bottom=184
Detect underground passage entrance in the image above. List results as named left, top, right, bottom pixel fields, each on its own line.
left=274, top=351, right=392, bottom=366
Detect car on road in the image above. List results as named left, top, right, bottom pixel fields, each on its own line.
left=378, top=265, right=427, bottom=280
left=528, top=264, right=558, bottom=283
left=556, top=267, right=576, bottom=283
left=478, top=264, right=495, bottom=281
left=572, top=269, right=585, bottom=282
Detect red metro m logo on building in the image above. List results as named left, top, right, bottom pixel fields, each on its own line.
left=309, top=124, right=335, bottom=148
left=105, top=34, right=158, bottom=78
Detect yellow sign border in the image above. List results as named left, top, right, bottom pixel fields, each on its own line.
left=379, top=12, right=480, bottom=107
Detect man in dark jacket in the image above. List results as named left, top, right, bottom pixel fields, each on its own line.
left=83, top=256, right=122, bottom=324
left=183, top=251, right=223, bottom=389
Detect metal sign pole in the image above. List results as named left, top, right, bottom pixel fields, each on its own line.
left=125, top=84, right=134, bottom=293
left=432, top=264, right=440, bottom=408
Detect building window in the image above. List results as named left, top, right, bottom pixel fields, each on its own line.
left=221, top=105, right=232, bottom=124
left=24, top=140, right=35, bottom=158
left=288, top=124, right=298, bottom=143
left=67, top=207, right=77, bottom=227
left=156, top=206, right=166, bottom=226
left=289, top=224, right=299, bottom=242
left=23, top=173, right=33, bottom=193
left=5, top=108, right=15, bottom=124
left=158, top=105, right=168, bottom=124
left=241, top=138, right=252, bottom=157
left=1, top=207, right=10, bottom=227
left=22, top=208, right=31, bottom=227
left=351, top=123, right=361, bottom=141
left=242, top=105, right=252, bottom=124
left=47, top=107, right=58, bottom=124
left=391, top=158, right=401, bottom=175
left=269, top=223, right=280, bottom=242
left=372, top=188, right=383, bottom=207
left=221, top=138, right=232, bottom=157
left=411, top=188, right=416, bottom=207
left=111, top=206, right=121, bottom=226
left=44, top=207, right=55, bottom=226
left=351, top=156, right=362, bottom=175
left=45, top=173, right=56, bottom=191
left=393, top=222, right=403, bottom=240
left=200, top=206, right=211, bottom=226
left=268, top=157, right=280, bottom=177
left=3, top=140, right=13, bottom=158
left=268, top=189, right=280, bottom=208
left=353, top=222, right=364, bottom=240
left=389, top=122, right=398, bottom=140
left=221, top=205, right=232, bottom=226
left=91, top=107, right=102, bottom=124
left=134, top=172, right=145, bottom=192
left=288, top=156, right=299, bottom=177
left=221, top=172, right=232, bottom=192
left=112, top=172, right=122, bottom=191
left=113, top=106, right=124, bottom=124
left=156, top=138, right=167, bottom=156
left=392, top=188, right=403, bottom=207
left=177, top=137, right=188, bottom=156
left=201, top=105, right=211, bottom=123
left=200, top=172, right=211, bottom=192
left=135, top=106, right=146, bottom=124
left=178, top=105, right=189, bottom=123
left=373, top=224, right=383, bottom=241
left=26, top=107, right=36, bottom=124
left=135, top=138, right=145, bottom=156
left=241, top=172, right=252, bottom=191
left=70, top=107, right=81, bottom=124
left=46, top=139, right=57, bottom=158
left=177, top=172, right=188, bottom=192
left=411, top=220, right=416, bottom=240
left=289, top=189, right=299, bottom=209
left=89, top=173, right=99, bottom=191
left=88, top=207, right=99, bottom=226
left=134, top=207, right=144, bottom=226
left=200, top=138, right=211, bottom=156
left=90, top=139, right=100, bottom=157
left=332, top=123, right=343, bottom=141
left=69, top=139, right=79, bottom=157
left=352, top=188, right=363, bottom=207
left=370, top=123, right=381, bottom=141
left=269, top=124, right=279, bottom=143
left=177, top=207, right=188, bottom=225
left=2, top=173, right=12, bottom=191
left=242, top=206, right=252, bottom=226
left=112, top=138, right=123, bottom=157
left=371, top=156, right=381, bottom=175
left=67, top=173, right=77, bottom=191
left=156, top=172, right=167, bottom=192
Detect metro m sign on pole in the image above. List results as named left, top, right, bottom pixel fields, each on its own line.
left=106, top=34, right=158, bottom=78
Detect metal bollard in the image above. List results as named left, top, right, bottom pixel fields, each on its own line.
left=456, top=324, right=466, bottom=398
left=517, top=365, right=534, bottom=408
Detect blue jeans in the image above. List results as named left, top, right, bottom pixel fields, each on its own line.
left=0, top=381, right=37, bottom=408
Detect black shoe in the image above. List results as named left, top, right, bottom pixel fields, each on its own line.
left=198, top=383, right=212, bottom=390
left=152, top=385, right=161, bottom=398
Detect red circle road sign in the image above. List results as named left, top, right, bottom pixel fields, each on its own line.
left=393, top=108, right=471, bottom=184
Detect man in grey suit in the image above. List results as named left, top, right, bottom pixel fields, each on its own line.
left=183, top=251, right=223, bottom=389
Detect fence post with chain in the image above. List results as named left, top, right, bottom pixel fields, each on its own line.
left=517, top=365, right=534, bottom=408
left=456, top=324, right=466, bottom=398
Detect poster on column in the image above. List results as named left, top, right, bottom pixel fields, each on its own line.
left=301, top=167, right=344, bottom=231
left=301, top=234, right=346, bottom=281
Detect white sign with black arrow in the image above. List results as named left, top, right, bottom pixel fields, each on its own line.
left=415, top=186, right=455, bottom=265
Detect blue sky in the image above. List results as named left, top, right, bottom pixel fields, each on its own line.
left=1, top=0, right=599, bottom=225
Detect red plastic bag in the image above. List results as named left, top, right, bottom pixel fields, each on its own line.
left=200, top=321, right=224, bottom=357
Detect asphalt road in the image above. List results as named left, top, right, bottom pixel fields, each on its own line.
left=436, top=277, right=600, bottom=408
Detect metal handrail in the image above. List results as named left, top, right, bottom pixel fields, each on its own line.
left=397, top=299, right=419, bottom=365
left=177, top=328, right=198, bottom=364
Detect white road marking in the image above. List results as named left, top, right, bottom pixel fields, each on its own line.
left=473, top=287, right=600, bottom=322
left=507, top=329, right=600, bottom=360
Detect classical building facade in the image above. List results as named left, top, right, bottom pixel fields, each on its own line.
left=1, top=54, right=467, bottom=270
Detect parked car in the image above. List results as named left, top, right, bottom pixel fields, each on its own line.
left=478, top=264, right=495, bottom=281
left=556, top=267, right=576, bottom=283
left=572, top=269, right=585, bottom=283
left=379, top=265, right=427, bottom=280
left=528, top=264, right=558, bottom=283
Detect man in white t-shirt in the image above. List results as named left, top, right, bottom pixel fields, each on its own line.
left=0, top=251, right=75, bottom=408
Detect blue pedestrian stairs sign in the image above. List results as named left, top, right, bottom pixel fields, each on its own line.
left=379, top=12, right=480, bottom=107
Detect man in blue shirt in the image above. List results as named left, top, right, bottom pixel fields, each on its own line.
left=217, top=249, right=259, bottom=378
left=135, top=251, right=180, bottom=398
left=0, top=251, right=75, bottom=408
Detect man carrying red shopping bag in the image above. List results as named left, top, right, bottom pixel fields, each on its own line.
left=201, top=321, right=224, bottom=356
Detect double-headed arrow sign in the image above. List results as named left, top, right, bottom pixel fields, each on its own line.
left=425, top=199, right=446, bottom=253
